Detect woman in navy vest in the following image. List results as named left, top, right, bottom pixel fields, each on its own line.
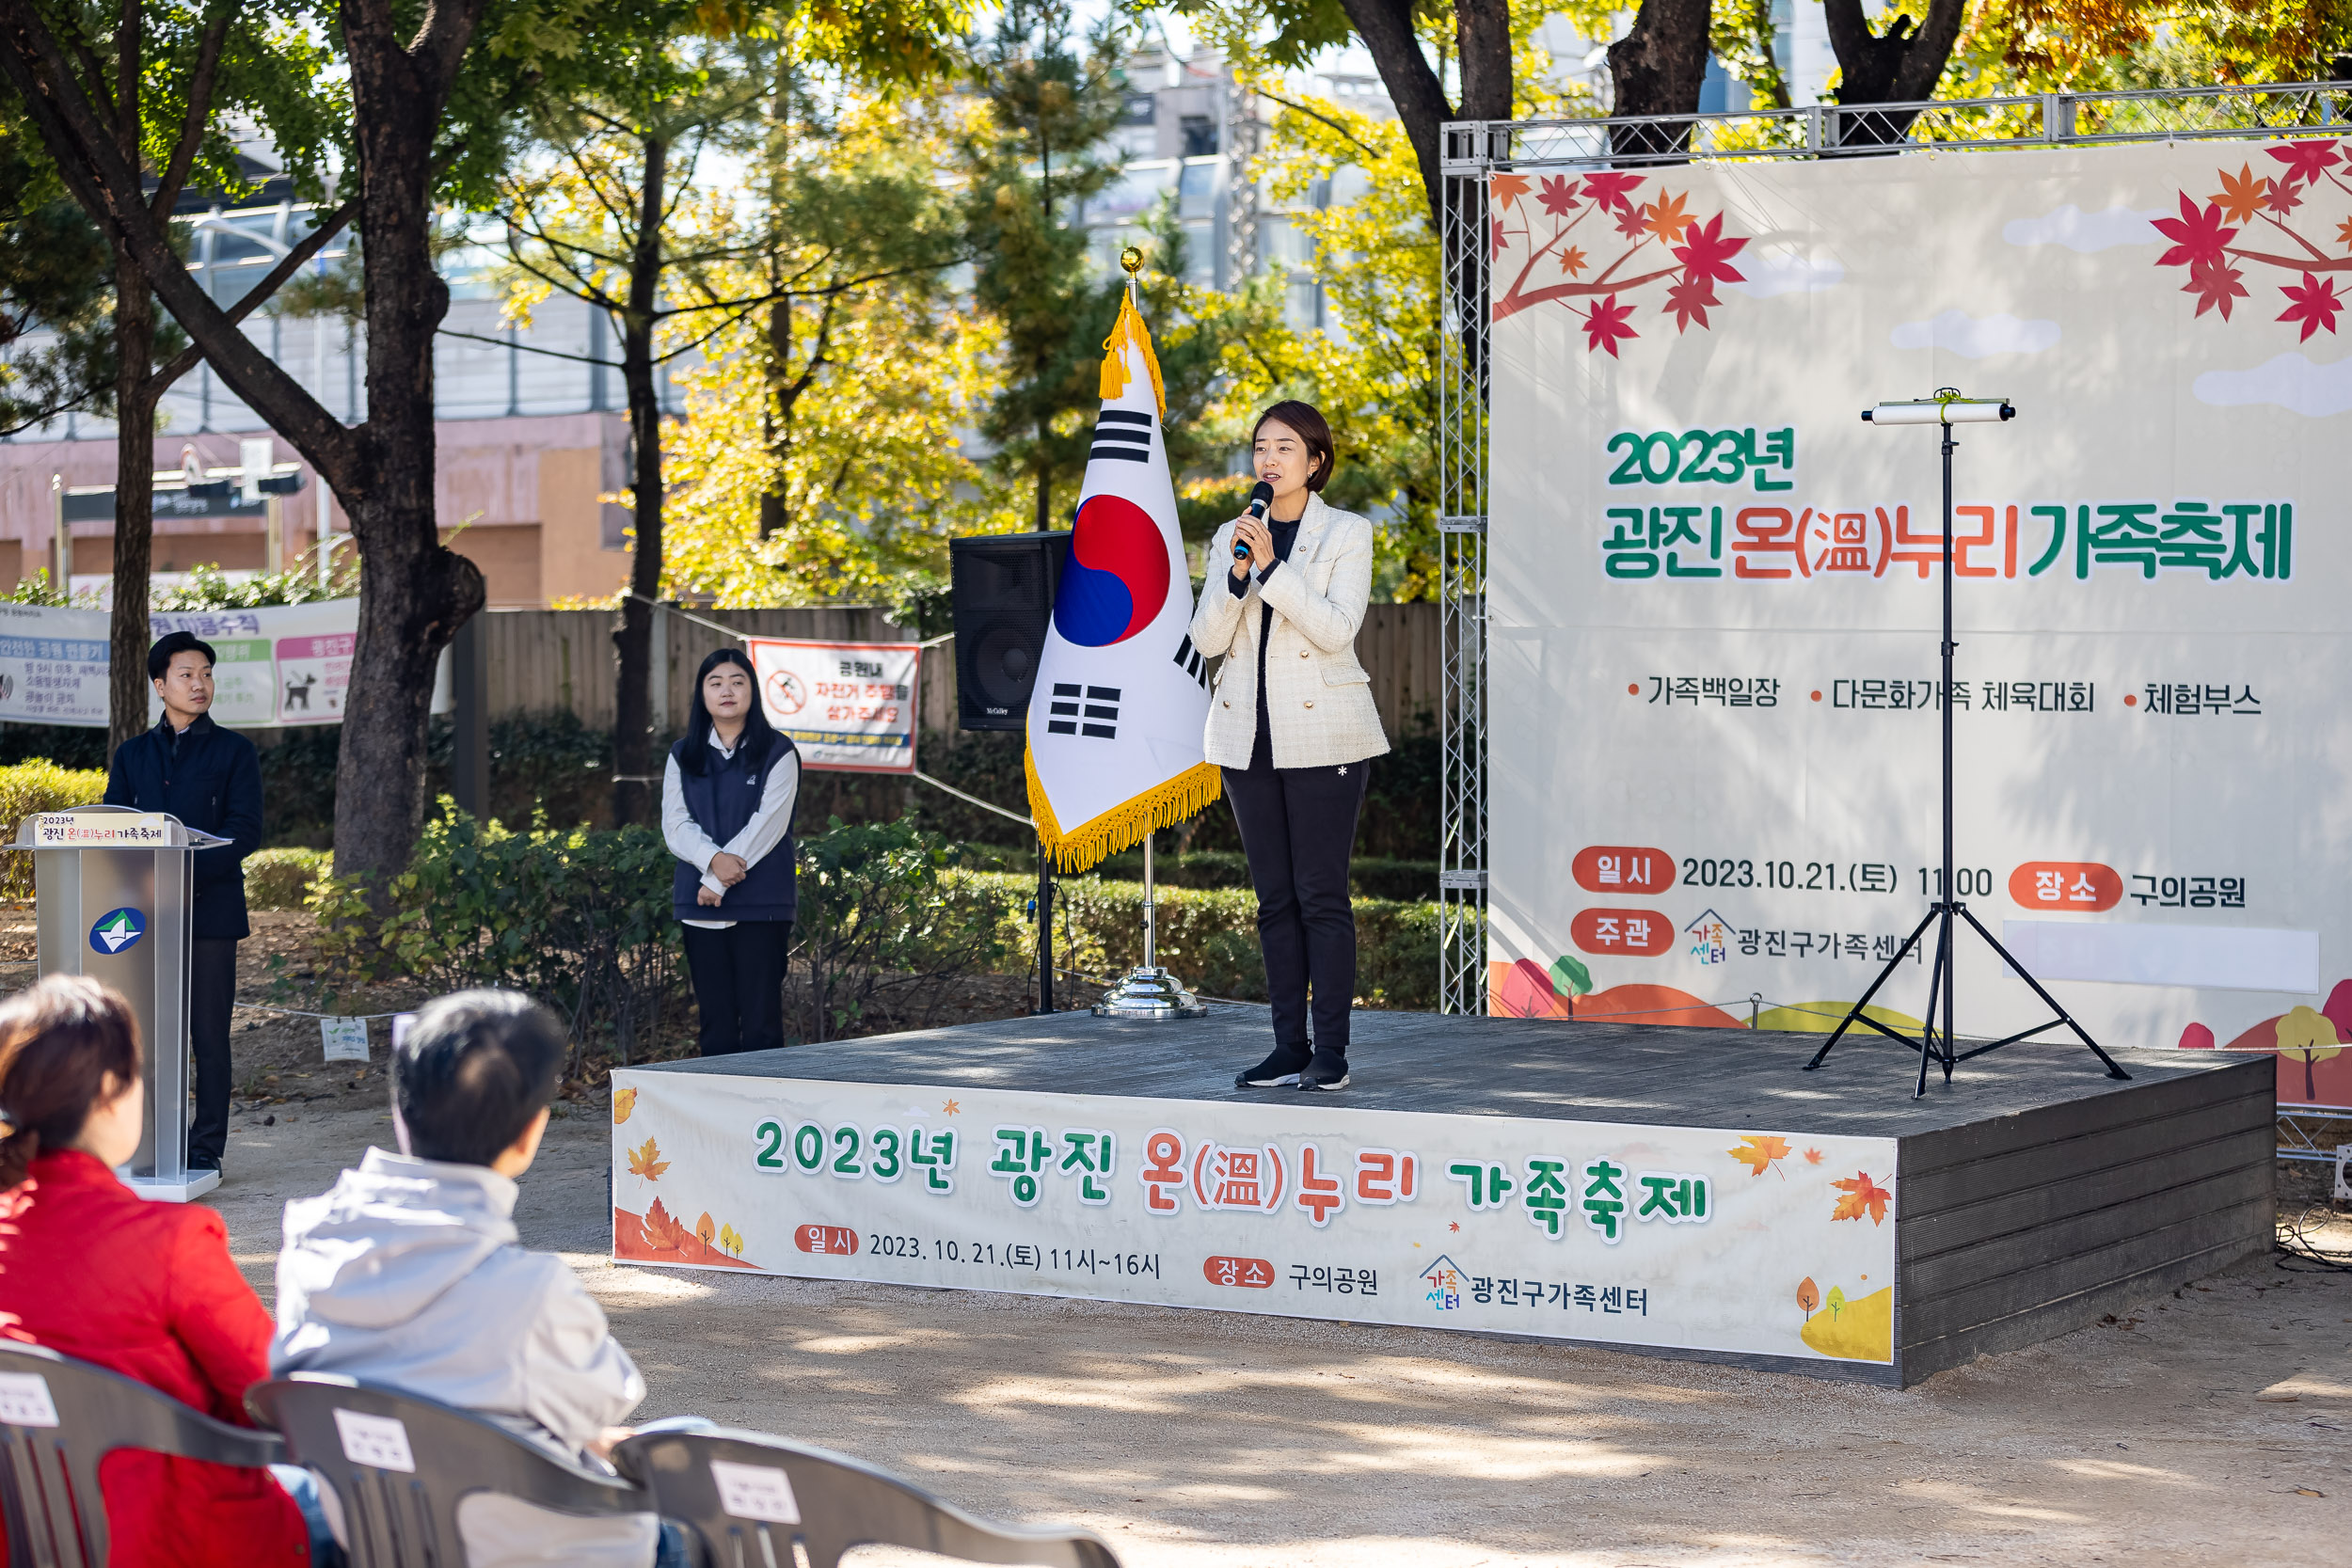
left=662, top=648, right=800, bottom=1055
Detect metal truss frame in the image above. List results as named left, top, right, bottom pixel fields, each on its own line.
left=1434, top=79, right=2352, bottom=1016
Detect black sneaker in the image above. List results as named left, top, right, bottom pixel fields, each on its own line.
left=1235, top=1043, right=1311, bottom=1088
left=1297, top=1050, right=1350, bottom=1091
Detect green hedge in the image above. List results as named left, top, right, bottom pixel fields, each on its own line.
left=246, top=847, right=330, bottom=909
left=948, top=870, right=1439, bottom=1011
left=0, top=762, right=112, bottom=899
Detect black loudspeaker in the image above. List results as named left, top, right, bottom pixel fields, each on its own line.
left=950, top=531, right=1070, bottom=731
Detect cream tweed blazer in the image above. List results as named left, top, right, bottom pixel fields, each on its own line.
left=1189, top=491, right=1391, bottom=771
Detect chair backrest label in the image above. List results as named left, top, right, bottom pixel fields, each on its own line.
left=0, top=1372, right=58, bottom=1428
left=710, top=1459, right=800, bottom=1524
left=334, top=1409, right=417, bottom=1472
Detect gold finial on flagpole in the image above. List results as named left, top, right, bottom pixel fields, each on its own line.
left=1120, top=245, right=1144, bottom=277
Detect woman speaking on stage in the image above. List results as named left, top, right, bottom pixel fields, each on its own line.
left=1190, top=401, right=1390, bottom=1091
left=662, top=647, right=801, bottom=1056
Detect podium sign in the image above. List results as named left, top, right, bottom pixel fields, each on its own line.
left=11, top=804, right=227, bottom=1201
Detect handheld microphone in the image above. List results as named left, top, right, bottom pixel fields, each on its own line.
left=1232, top=481, right=1275, bottom=561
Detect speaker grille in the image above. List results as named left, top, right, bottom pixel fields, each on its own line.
left=949, top=533, right=1068, bottom=732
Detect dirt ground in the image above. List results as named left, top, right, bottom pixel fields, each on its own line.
left=183, top=1044, right=2347, bottom=1567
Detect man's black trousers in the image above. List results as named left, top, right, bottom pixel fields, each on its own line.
left=187, top=937, right=237, bottom=1167
left=1222, top=761, right=1369, bottom=1057
left=682, top=920, right=794, bottom=1055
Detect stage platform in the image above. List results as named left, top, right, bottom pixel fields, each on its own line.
left=611, top=1008, right=2274, bottom=1387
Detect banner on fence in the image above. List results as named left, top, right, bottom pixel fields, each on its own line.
left=610, top=1068, right=1901, bottom=1365
left=745, top=637, right=918, bottom=773
left=0, top=598, right=446, bottom=730
left=1487, top=137, right=2352, bottom=1111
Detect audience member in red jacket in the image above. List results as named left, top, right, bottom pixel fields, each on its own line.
left=0, top=974, right=316, bottom=1568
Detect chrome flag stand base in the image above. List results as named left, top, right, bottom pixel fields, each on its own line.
left=1094, top=836, right=1207, bottom=1019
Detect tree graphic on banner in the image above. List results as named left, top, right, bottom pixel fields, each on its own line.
left=1489, top=172, right=1752, bottom=356
left=2153, top=139, right=2350, bottom=339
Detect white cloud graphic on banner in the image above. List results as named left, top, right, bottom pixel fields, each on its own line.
left=1888, top=309, right=2060, bottom=357
left=2193, top=352, right=2352, bottom=418
left=2000, top=203, right=2166, bottom=251
left=1724, top=247, right=1844, bottom=297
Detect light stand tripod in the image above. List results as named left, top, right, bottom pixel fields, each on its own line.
left=1804, top=390, right=2131, bottom=1097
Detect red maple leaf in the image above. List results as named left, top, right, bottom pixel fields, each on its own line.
left=1582, top=294, right=1638, bottom=357
left=1664, top=277, right=1719, bottom=332
left=1672, top=213, right=1749, bottom=288
left=2278, top=272, right=2344, bottom=341
left=1536, top=175, right=1580, bottom=217
left=1491, top=217, right=1508, bottom=260
left=1580, top=170, right=1643, bottom=214
left=1830, top=1170, right=1893, bottom=1226
left=2264, top=180, right=2304, bottom=217
left=2151, top=191, right=2236, bottom=271
left=2265, top=137, right=2344, bottom=189
left=1613, top=203, right=1651, bottom=239
left=640, top=1196, right=692, bottom=1252
left=2185, top=255, right=2248, bottom=320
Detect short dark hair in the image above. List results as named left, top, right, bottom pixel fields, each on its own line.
left=1253, top=401, right=1336, bottom=494
left=0, top=975, right=142, bottom=1192
left=148, top=630, right=216, bottom=682
left=393, top=990, right=566, bottom=1166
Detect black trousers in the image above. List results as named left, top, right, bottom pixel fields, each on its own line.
left=682, top=921, right=794, bottom=1055
left=1222, top=761, right=1369, bottom=1056
left=187, top=938, right=237, bottom=1166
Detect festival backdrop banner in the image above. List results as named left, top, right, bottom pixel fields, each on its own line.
left=746, top=637, right=919, bottom=773
left=0, top=599, right=392, bottom=730
left=1486, top=137, right=2352, bottom=1109
left=611, top=1066, right=1901, bottom=1366
left=1024, top=288, right=1218, bottom=869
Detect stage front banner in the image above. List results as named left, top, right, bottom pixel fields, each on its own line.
left=746, top=637, right=918, bottom=773
left=1487, top=136, right=2352, bottom=1109
left=611, top=1068, right=1900, bottom=1367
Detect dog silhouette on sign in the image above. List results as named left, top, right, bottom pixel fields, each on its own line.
left=284, top=673, right=316, bottom=710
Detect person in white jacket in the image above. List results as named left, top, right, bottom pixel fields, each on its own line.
left=273, top=990, right=695, bottom=1568
left=1189, top=401, right=1391, bottom=1091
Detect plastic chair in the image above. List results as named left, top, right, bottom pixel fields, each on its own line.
left=247, top=1373, right=653, bottom=1568
left=613, top=1427, right=1120, bottom=1568
left=0, top=1340, right=285, bottom=1568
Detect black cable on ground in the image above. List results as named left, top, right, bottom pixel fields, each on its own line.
left=2274, top=1199, right=2352, bottom=1273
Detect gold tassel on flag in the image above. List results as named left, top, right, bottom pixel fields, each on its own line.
left=1025, top=752, right=1222, bottom=872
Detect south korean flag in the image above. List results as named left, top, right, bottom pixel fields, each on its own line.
left=1023, top=285, right=1220, bottom=869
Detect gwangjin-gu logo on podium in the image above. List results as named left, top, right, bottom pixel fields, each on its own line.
left=88, top=907, right=146, bottom=955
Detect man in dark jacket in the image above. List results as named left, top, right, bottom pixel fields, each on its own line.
left=104, top=629, right=263, bottom=1173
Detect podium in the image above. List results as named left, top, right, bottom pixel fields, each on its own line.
left=10, top=804, right=229, bottom=1201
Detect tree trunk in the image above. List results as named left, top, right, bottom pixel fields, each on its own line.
left=106, top=246, right=154, bottom=756
left=611, top=135, right=669, bottom=829
left=327, top=18, right=486, bottom=899
left=1334, top=0, right=1457, bottom=233
left=1822, top=0, right=1967, bottom=146
left=758, top=293, right=787, bottom=540
left=1033, top=419, right=1051, bottom=532
left=1607, top=0, right=1715, bottom=158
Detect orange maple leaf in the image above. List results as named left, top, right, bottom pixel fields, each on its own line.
left=612, top=1087, right=637, bottom=1125
left=1803, top=1147, right=1824, bottom=1164
left=1645, top=190, right=1695, bottom=245
left=2337, top=215, right=2352, bottom=253
left=640, top=1197, right=691, bottom=1252
left=627, top=1136, right=669, bottom=1180
left=1729, top=1133, right=1792, bottom=1177
left=2211, top=163, right=2270, bottom=226
left=1561, top=245, right=1588, bottom=277
left=1492, top=173, right=1532, bottom=212
left=1831, top=1170, right=1893, bottom=1225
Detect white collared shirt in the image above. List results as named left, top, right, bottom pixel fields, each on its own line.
left=660, top=730, right=799, bottom=929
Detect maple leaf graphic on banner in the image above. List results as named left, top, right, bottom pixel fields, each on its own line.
left=2278, top=272, right=2344, bottom=341
left=2267, top=137, right=2344, bottom=188
left=640, top=1197, right=691, bottom=1252
left=2185, top=255, right=2249, bottom=320
left=627, top=1136, right=669, bottom=1180
left=1729, top=1134, right=1792, bottom=1178
left=1490, top=172, right=1532, bottom=211
left=1581, top=294, right=1638, bottom=356
left=1489, top=173, right=1755, bottom=352
left=2152, top=191, right=2237, bottom=270
left=2211, top=164, right=2270, bottom=225
left=1645, top=190, right=1695, bottom=245
left=1831, top=1170, right=1894, bottom=1225
left=1536, top=175, right=1579, bottom=217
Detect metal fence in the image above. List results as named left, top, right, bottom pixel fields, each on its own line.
left=1435, top=79, right=2352, bottom=1016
